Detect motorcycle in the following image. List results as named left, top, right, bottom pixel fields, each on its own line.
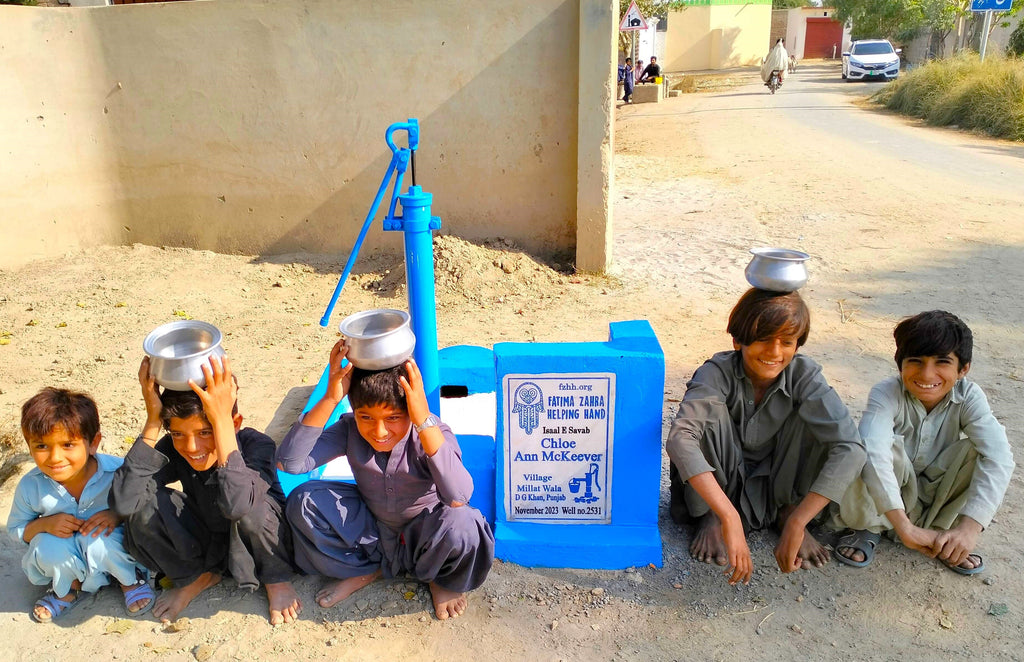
left=766, top=69, right=782, bottom=94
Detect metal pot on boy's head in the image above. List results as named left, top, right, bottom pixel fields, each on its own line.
left=339, top=308, right=416, bottom=371
left=143, top=320, right=226, bottom=391
left=744, top=248, right=810, bottom=292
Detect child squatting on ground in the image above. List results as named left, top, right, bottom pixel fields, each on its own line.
left=276, top=341, right=494, bottom=620
left=109, top=356, right=302, bottom=625
left=665, top=288, right=867, bottom=584
left=9, top=388, right=154, bottom=623
left=831, top=310, right=1015, bottom=573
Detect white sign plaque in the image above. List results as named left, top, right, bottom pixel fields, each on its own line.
left=503, top=373, right=615, bottom=523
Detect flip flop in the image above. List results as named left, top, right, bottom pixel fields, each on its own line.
left=944, top=553, right=985, bottom=576
left=833, top=529, right=880, bottom=568
left=31, top=589, right=81, bottom=623
left=122, top=578, right=156, bottom=617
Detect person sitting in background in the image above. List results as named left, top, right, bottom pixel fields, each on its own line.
left=638, top=56, right=661, bottom=83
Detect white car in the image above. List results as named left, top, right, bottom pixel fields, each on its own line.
left=842, top=39, right=901, bottom=81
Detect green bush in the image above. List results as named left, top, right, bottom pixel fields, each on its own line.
left=1008, top=19, right=1024, bottom=57
left=873, top=52, right=1024, bottom=141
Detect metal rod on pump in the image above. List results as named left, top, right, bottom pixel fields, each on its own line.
left=318, top=122, right=416, bottom=328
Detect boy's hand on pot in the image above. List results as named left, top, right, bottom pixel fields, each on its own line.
left=138, top=357, right=163, bottom=423
left=399, top=358, right=430, bottom=426
left=189, top=356, right=237, bottom=427
left=326, top=340, right=353, bottom=404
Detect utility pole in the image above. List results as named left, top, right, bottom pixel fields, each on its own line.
left=979, top=9, right=994, bottom=60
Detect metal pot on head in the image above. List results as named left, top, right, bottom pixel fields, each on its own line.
left=339, top=309, right=416, bottom=371
left=744, top=248, right=810, bottom=292
left=143, top=320, right=226, bottom=391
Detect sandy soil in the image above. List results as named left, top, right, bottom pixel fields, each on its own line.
left=1, top=62, right=1022, bottom=661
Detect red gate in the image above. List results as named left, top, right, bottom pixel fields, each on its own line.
left=804, top=17, right=844, bottom=58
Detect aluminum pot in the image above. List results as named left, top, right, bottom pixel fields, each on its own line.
left=744, top=248, right=810, bottom=292
left=143, top=320, right=226, bottom=391
left=339, top=309, right=416, bottom=371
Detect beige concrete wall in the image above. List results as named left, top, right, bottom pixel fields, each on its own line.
left=1, top=0, right=614, bottom=270
left=709, top=4, right=771, bottom=67
left=664, top=6, right=714, bottom=71
left=663, top=3, right=771, bottom=71
left=576, top=0, right=616, bottom=273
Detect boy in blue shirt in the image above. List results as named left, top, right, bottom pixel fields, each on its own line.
left=9, top=388, right=153, bottom=622
left=833, top=311, right=1015, bottom=573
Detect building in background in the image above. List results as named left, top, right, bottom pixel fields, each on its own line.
left=662, top=0, right=773, bottom=71
left=772, top=6, right=851, bottom=60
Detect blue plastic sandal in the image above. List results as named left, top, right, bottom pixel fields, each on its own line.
left=31, top=590, right=80, bottom=623
left=123, top=579, right=156, bottom=617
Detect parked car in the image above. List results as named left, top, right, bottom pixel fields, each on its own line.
left=842, top=39, right=901, bottom=81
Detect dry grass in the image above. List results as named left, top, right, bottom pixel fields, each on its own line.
left=873, top=52, right=1024, bottom=141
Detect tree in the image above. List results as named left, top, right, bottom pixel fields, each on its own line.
left=618, top=0, right=688, bottom=56
left=832, top=0, right=1021, bottom=52
left=831, top=0, right=924, bottom=41
left=1008, top=15, right=1024, bottom=55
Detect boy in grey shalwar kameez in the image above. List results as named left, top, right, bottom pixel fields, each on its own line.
left=666, top=288, right=865, bottom=585
left=277, top=341, right=493, bottom=620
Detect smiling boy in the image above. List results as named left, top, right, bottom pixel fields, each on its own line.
left=832, top=311, right=1015, bottom=573
left=666, top=288, right=865, bottom=584
left=110, top=356, right=301, bottom=624
left=9, top=388, right=152, bottom=622
left=277, top=341, right=493, bottom=620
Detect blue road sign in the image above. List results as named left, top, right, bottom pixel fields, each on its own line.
left=971, top=0, right=1013, bottom=11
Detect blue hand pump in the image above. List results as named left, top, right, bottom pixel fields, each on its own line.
left=318, top=119, right=442, bottom=414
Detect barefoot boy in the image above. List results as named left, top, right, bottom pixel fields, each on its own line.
left=277, top=342, right=494, bottom=620
left=109, top=356, right=301, bottom=624
left=666, top=288, right=866, bottom=584
left=9, top=388, right=153, bottom=622
left=833, top=311, right=1014, bottom=573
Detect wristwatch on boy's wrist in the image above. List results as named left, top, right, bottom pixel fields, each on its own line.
left=415, top=414, right=440, bottom=433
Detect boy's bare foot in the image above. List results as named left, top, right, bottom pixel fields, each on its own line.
left=266, top=581, right=302, bottom=625
left=153, top=572, right=221, bottom=623
left=690, top=512, right=729, bottom=566
left=796, top=529, right=830, bottom=568
left=429, top=582, right=467, bottom=620
left=776, top=504, right=829, bottom=569
left=315, top=569, right=381, bottom=608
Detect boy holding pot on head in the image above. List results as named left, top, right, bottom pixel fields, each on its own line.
left=110, top=355, right=301, bottom=625
left=831, top=311, right=1014, bottom=573
left=666, top=288, right=866, bottom=584
left=277, top=340, right=493, bottom=620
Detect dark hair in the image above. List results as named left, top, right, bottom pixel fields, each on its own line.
left=159, top=384, right=238, bottom=429
left=727, top=288, right=811, bottom=347
left=893, top=310, right=972, bottom=370
left=21, top=387, right=100, bottom=443
left=348, top=365, right=408, bottom=412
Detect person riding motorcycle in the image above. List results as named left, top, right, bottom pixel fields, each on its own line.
left=761, top=38, right=789, bottom=88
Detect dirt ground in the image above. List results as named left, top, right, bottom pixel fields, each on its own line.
left=1, top=62, right=1023, bottom=661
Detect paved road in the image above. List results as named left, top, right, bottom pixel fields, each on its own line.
left=680, top=61, right=1024, bottom=192
left=613, top=58, right=1024, bottom=362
